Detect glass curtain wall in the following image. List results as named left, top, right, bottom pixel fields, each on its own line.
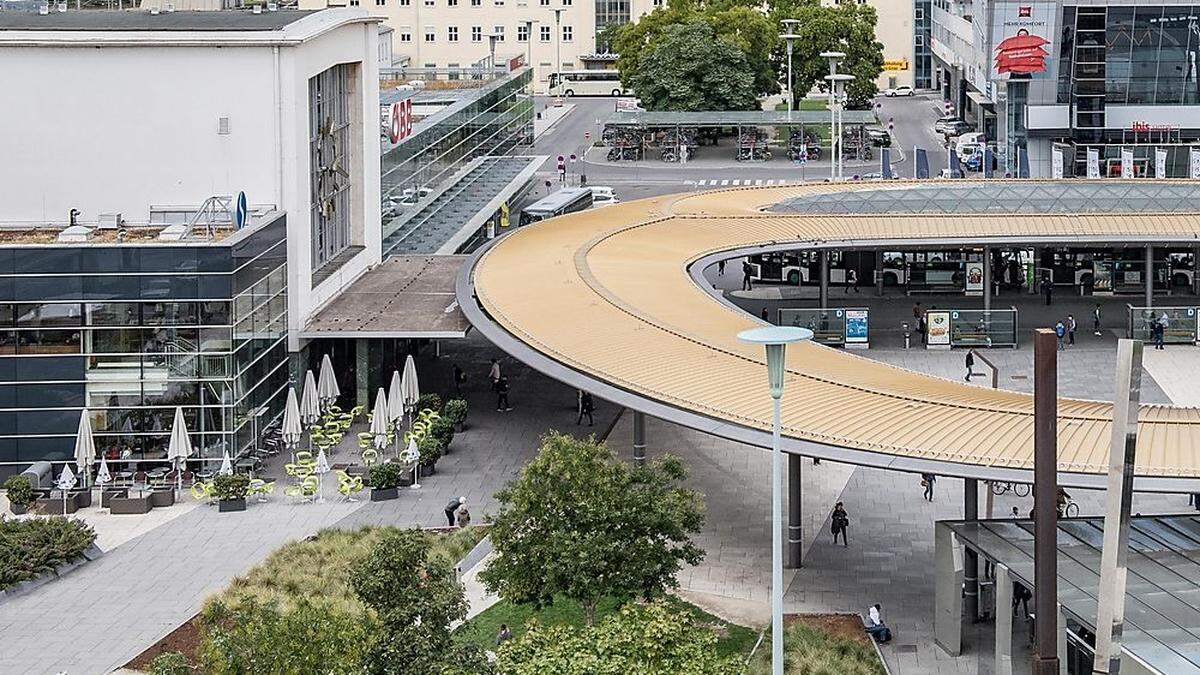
left=309, top=63, right=358, bottom=273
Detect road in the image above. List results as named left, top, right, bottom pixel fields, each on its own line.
left=522, top=94, right=953, bottom=204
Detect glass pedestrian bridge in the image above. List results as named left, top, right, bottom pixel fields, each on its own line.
left=460, top=180, right=1200, bottom=491
left=775, top=181, right=1200, bottom=215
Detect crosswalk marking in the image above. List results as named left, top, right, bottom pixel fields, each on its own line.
left=687, top=178, right=798, bottom=187
left=720, top=179, right=729, bottom=186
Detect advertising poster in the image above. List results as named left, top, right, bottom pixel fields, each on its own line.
left=1155, top=148, right=1168, bottom=178
left=926, top=311, right=952, bottom=347
left=845, top=309, right=869, bottom=344
left=1191, top=147, right=1200, bottom=179
left=991, top=2, right=1059, bottom=81
left=1086, top=148, right=1100, bottom=179
left=1121, top=148, right=1135, bottom=178
left=1051, top=147, right=1063, bottom=179
left=1092, top=261, right=1113, bottom=295
left=965, top=260, right=985, bottom=296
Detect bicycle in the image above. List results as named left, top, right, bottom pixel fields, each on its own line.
left=989, top=481, right=1031, bottom=498
left=1059, top=498, right=1080, bottom=518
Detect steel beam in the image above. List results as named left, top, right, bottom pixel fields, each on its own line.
left=787, top=453, right=802, bottom=568
left=1144, top=244, right=1153, bottom=308
left=633, top=410, right=646, bottom=466
left=964, top=478, right=979, bottom=623
left=1033, top=329, right=1060, bottom=675
left=819, top=250, right=829, bottom=309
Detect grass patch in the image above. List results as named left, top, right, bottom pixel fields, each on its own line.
left=455, top=594, right=759, bottom=660
left=747, top=616, right=886, bottom=675
left=0, top=517, right=96, bottom=590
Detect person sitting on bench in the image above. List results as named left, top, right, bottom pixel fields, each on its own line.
left=865, top=603, right=892, bottom=643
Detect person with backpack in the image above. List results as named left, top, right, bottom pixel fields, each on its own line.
left=1093, top=303, right=1103, bottom=336
left=1054, top=320, right=1066, bottom=351
left=830, top=502, right=849, bottom=546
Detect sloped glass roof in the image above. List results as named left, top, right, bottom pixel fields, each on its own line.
left=774, top=181, right=1200, bottom=215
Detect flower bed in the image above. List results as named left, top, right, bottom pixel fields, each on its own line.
left=0, top=517, right=98, bottom=592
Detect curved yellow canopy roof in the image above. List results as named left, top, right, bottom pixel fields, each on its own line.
left=468, top=181, right=1200, bottom=486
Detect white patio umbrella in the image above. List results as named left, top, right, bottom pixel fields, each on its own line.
left=313, top=448, right=330, bottom=503
left=387, top=370, right=404, bottom=452
left=73, top=410, right=96, bottom=490
left=56, top=464, right=77, bottom=516
left=401, top=437, right=422, bottom=490
left=370, top=388, right=390, bottom=452
left=281, top=387, right=303, bottom=460
left=317, top=354, right=341, bottom=410
left=218, top=449, right=234, bottom=476
left=95, top=456, right=112, bottom=508
left=300, top=370, right=321, bottom=448
left=400, top=355, right=420, bottom=426
left=166, top=406, right=193, bottom=496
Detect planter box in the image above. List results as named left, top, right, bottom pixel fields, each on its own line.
left=9, top=502, right=29, bottom=515
left=419, top=463, right=436, bottom=478
left=150, top=489, right=176, bottom=508
left=109, top=494, right=153, bottom=515
left=34, top=496, right=78, bottom=515
left=397, top=470, right=414, bottom=487
left=218, top=498, right=247, bottom=512
left=101, top=489, right=128, bottom=508
left=370, top=486, right=399, bottom=502
left=73, top=491, right=92, bottom=509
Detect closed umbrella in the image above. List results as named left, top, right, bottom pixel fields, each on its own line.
left=400, top=355, right=420, bottom=426
left=300, top=370, right=320, bottom=449
left=318, top=354, right=341, bottom=410
left=313, top=448, right=330, bottom=503
left=73, top=410, right=96, bottom=489
left=401, top=437, right=422, bottom=490
left=370, top=388, right=390, bottom=452
left=281, top=387, right=303, bottom=460
left=56, top=464, right=77, bottom=515
left=96, top=456, right=112, bottom=507
left=387, top=370, right=404, bottom=452
left=218, top=450, right=234, bottom=476
left=166, top=406, right=193, bottom=496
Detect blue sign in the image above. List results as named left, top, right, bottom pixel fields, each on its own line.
left=235, top=191, right=248, bottom=230
left=845, top=309, right=869, bottom=344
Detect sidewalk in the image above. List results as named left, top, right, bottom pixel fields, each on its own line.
left=534, top=103, right=575, bottom=140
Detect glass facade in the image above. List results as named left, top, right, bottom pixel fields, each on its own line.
left=915, top=0, right=933, bottom=89
left=594, top=0, right=630, bottom=37
left=310, top=63, right=359, bottom=273
left=379, top=68, right=533, bottom=230
left=0, top=215, right=289, bottom=470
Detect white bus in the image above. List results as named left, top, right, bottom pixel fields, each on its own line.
left=520, top=188, right=594, bottom=225
left=548, top=70, right=625, bottom=97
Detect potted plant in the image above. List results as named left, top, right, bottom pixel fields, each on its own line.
left=4, top=475, right=34, bottom=515
left=212, top=474, right=250, bottom=512
left=444, top=398, right=468, bottom=431
left=429, top=416, right=455, bottom=453
left=415, top=393, right=443, bottom=414
left=367, top=462, right=402, bottom=501
left=418, top=436, right=445, bottom=477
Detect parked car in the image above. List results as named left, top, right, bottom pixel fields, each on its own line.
left=933, top=116, right=961, bottom=134
left=866, top=129, right=892, bottom=147
left=884, top=85, right=915, bottom=97
left=589, top=186, right=619, bottom=207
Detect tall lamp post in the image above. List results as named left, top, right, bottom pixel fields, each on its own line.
left=488, top=33, right=501, bottom=73
left=780, top=20, right=801, bottom=123
left=819, top=51, right=845, bottom=180
left=523, top=20, right=537, bottom=78
left=550, top=8, right=565, bottom=88
left=738, top=325, right=813, bottom=675
left=825, top=73, right=855, bottom=181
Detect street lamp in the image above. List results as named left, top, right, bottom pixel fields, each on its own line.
left=737, top=325, right=813, bottom=675
left=488, top=33, right=501, bottom=74
left=523, top=20, right=538, bottom=81
left=550, top=8, right=566, bottom=90
left=825, top=73, right=855, bottom=181
left=820, top=51, right=846, bottom=180
left=779, top=19, right=801, bottom=123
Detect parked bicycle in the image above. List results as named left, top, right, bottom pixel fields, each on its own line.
left=989, top=481, right=1031, bottom=497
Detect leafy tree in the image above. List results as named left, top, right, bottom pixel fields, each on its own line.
left=631, top=21, right=758, bottom=111
left=494, top=600, right=736, bottom=674
left=199, top=596, right=372, bottom=674
left=481, top=432, right=705, bottom=626
left=350, top=528, right=468, bottom=675
left=774, top=0, right=884, bottom=108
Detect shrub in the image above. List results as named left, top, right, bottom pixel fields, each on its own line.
left=3, top=475, right=34, bottom=506
left=418, top=436, right=445, bottom=467
left=416, top=393, right=443, bottom=413
left=429, top=416, right=455, bottom=448
left=443, top=399, right=468, bottom=426
left=211, top=474, right=250, bottom=501
left=366, top=462, right=403, bottom=490
left=0, top=517, right=97, bottom=590
left=149, top=651, right=191, bottom=675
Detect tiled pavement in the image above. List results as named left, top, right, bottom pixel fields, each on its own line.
left=0, top=333, right=618, bottom=675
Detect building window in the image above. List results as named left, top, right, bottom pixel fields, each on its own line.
left=448, top=26, right=459, bottom=42
left=375, top=0, right=384, bottom=6
left=517, top=24, right=529, bottom=41
left=471, top=0, right=480, bottom=6
left=423, top=0, right=433, bottom=5
left=494, top=25, right=505, bottom=40
left=399, top=27, right=412, bottom=42
left=472, top=26, right=483, bottom=41
left=914, top=34, right=923, bottom=47
left=425, top=26, right=436, bottom=41
left=562, top=0, right=571, bottom=5
left=653, top=0, right=662, bottom=5
left=348, top=0, right=359, bottom=6
left=448, top=0, right=457, bottom=5
left=562, top=24, right=572, bottom=41
left=308, top=63, right=357, bottom=272
left=399, top=0, right=410, bottom=5
left=540, top=0, right=549, bottom=5
left=914, top=6, right=922, bottom=20
left=540, top=25, right=551, bottom=41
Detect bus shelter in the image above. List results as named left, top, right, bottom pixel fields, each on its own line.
left=925, top=308, right=1018, bottom=349
left=1127, top=305, right=1198, bottom=344
left=778, top=307, right=870, bottom=348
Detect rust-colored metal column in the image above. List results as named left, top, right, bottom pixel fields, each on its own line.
left=1032, top=328, right=1060, bottom=675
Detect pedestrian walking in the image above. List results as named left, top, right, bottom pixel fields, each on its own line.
left=456, top=504, right=471, bottom=528
left=1093, top=303, right=1103, bottom=336
left=831, top=502, right=849, bottom=546
left=496, top=376, right=512, bottom=411
left=761, top=307, right=770, bottom=323
left=964, top=350, right=975, bottom=382
left=444, top=496, right=465, bottom=526
left=1067, top=314, right=1077, bottom=346
left=1043, top=277, right=1052, bottom=306
left=1156, top=313, right=1169, bottom=350
left=717, top=259, right=726, bottom=276
left=489, top=358, right=501, bottom=391
left=452, top=364, right=466, bottom=394
left=846, top=268, right=859, bottom=293
left=741, top=260, right=753, bottom=291
left=576, top=391, right=595, bottom=426
left=921, top=472, right=936, bottom=501
left=1055, top=320, right=1066, bottom=351
left=912, top=302, right=923, bottom=322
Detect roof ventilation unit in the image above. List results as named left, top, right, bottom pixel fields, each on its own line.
left=57, top=225, right=95, bottom=243
left=158, top=224, right=190, bottom=241
left=97, top=213, right=122, bottom=230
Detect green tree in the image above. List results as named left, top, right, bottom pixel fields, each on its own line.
left=494, top=600, right=736, bottom=674
left=199, top=596, right=372, bottom=674
left=630, top=21, right=758, bottom=111
left=481, top=432, right=705, bottom=626
left=350, top=528, right=469, bottom=674
left=775, top=0, right=884, bottom=108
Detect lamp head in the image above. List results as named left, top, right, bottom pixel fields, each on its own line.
left=738, top=326, right=812, bottom=399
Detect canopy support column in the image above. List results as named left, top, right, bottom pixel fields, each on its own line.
left=632, top=410, right=646, bottom=467
left=787, top=454, right=802, bottom=568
